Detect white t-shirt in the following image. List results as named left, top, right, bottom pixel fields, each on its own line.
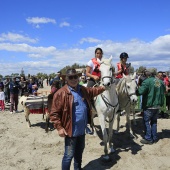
left=0, top=91, right=5, bottom=100
left=87, top=58, right=101, bottom=74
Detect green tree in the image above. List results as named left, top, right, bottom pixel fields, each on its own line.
left=136, top=66, right=146, bottom=75
left=129, top=66, right=134, bottom=73
left=60, top=63, right=86, bottom=74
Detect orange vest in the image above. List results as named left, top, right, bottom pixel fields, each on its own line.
left=116, top=62, right=129, bottom=78
left=91, top=58, right=101, bottom=78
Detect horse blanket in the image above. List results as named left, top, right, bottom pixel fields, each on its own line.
left=25, top=95, right=48, bottom=114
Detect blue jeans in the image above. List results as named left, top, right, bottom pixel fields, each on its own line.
left=62, top=135, right=85, bottom=170
left=143, top=109, right=159, bottom=142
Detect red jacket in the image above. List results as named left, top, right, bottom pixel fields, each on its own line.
left=116, top=62, right=129, bottom=78
left=91, top=58, right=101, bottom=78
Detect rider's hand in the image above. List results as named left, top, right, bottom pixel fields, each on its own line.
left=58, top=128, right=67, bottom=137
left=93, top=75, right=100, bottom=81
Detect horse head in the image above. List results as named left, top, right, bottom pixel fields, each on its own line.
left=122, top=72, right=138, bottom=104
left=98, top=56, right=113, bottom=87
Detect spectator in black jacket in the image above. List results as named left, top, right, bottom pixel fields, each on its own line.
left=9, top=77, right=21, bottom=113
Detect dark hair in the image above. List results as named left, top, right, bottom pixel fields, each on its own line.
left=95, top=48, right=103, bottom=54
left=52, top=80, right=61, bottom=89
left=21, top=76, right=26, bottom=81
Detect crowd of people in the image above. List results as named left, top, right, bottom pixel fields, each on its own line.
left=0, top=76, right=43, bottom=113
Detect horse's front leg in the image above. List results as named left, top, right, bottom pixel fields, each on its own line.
left=125, top=107, right=134, bottom=138
left=115, top=112, right=120, bottom=134
left=25, top=107, right=31, bottom=127
left=45, top=112, right=50, bottom=133
left=131, top=105, right=136, bottom=126
left=108, top=113, right=115, bottom=153
left=98, top=114, right=109, bottom=159
left=90, top=112, right=97, bottom=136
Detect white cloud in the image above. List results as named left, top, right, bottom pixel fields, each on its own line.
left=59, top=21, right=70, bottom=27
left=79, top=37, right=102, bottom=44
left=26, top=17, right=56, bottom=24
left=0, top=34, right=170, bottom=76
left=0, top=43, right=56, bottom=57
left=0, top=32, right=38, bottom=43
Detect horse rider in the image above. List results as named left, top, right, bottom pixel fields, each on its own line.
left=115, top=52, right=131, bottom=115
left=86, top=47, right=103, bottom=87
left=115, top=52, right=131, bottom=84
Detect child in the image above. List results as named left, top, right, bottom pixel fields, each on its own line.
left=0, top=86, right=5, bottom=111
left=32, top=84, right=38, bottom=96
left=51, top=80, right=61, bottom=93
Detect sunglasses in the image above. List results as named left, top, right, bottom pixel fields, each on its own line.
left=68, top=75, right=78, bottom=80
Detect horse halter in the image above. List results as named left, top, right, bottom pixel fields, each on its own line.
left=100, top=62, right=113, bottom=87
left=124, top=78, right=137, bottom=101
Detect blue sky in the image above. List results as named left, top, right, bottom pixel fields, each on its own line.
left=0, top=0, right=170, bottom=76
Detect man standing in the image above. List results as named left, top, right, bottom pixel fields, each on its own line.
left=50, top=71, right=61, bottom=86
left=136, top=68, right=165, bottom=144
left=50, top=68, right=105, bottom=170
left=9, top=77, right=21, bottom=113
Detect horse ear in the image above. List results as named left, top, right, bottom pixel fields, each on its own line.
left=97, top=58, right=102, bottom=64
left=123, top=73, right=127, bottom=78
left=133, top=72, right=136, bottom=78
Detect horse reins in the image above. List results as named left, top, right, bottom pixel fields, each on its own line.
left=121, top=78, right=137, bottom=108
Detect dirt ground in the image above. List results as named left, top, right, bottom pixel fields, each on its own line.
left=0, top=81, right=170, bottom=170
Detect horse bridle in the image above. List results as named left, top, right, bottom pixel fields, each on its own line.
left=124, top=78, right=137, bottom=97
left=96, top=62, right=114, bottom=86
left=93, top=62, right=118, bottom=123
left=122, top=78, right=137, bottom=108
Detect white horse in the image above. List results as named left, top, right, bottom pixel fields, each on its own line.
left=116, top=73, right=138, bottom=136
left=91, top=56, right=119, bottom=161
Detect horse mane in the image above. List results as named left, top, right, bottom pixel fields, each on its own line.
left=101, top=58, right=110, bottom=65
left=116, top=75, right=132, bottom=93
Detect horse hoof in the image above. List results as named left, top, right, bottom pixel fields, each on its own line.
left=114, top=131, right=119, bottom=134
left=110, top=148, right=115, bottom=153
left=101, top=155, right=111, bottom=162
left=100, top=141, right=104, bottom=146
left=130, top=133, right=135, bottom=138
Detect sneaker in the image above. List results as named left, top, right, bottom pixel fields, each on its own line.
left=10, top=112, right=13, bottom=114
left=140, top=139, right=153, bottom=145
left=15, top=110, right=19, bottom=113
left=153, top=139, right=159, bottom=143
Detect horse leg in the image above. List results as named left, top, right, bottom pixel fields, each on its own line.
left=25, top=107, right=31, bottom=127
left=98, top=114, right=110, bottom=160
left=42, top=113, right=45, bottom=120
left=115, top=112, right=120, bottom=134
left=90, top=112, right=97, bottom=136
left=45, top=112, right=50, bottom=133
left=132, top=106, right=136, bottom=125
left=108, top=114, right=115, bottom=153
left=125, top=107, right=134, bottom=138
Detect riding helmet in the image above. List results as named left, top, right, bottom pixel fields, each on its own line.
left=120, top=52, right=129, bottom=58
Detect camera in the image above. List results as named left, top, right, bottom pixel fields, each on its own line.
left=126, top=63, right=131, bottom=68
